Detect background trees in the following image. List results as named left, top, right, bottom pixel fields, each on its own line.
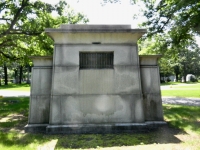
left=102, top=0, right=200, bottom=81
left=140, top=0, right=200, bottom=81
left=142, top=0, right=200, bottom=42
left=0, top=0, right=88, bottom=85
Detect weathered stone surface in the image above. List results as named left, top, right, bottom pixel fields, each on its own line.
left=79, top=69, right=114, bottom=94
left=29, top=96, right=50, bottom=124
left=31, top=67, right=52, bottom=95
left=114, top=66, right=142, bottom=94
left=52, top=67, right=79, bottom=95
left=46, top=121, right=167, bottom=134
left=139, top=55, right=162, bottom=66
left=54, top=45, right=139, bottom=66
left=28, top=57, right=52, bottom=125
left=49, top=94, right=143, bottom=124
left=143, top=94, right=164, bottom=121
left=26, top=25, right=164, bottom=133
left=29, top=56, right=53, bottom=67
left=140, top=56, right=164, bottom=121
left=46, top=25, right=146, bottom=44
left=140, top=66, right=161, bottom=94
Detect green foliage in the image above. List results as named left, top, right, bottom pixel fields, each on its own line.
left=141, top=0, right=200, bottom=44
left=0, top=0, right=88, bottom=66
left=139, top=34, right=200, bottom=78
left=137, top=0, right=200, bottom=79
left=190, top=76, right=198, bottom=82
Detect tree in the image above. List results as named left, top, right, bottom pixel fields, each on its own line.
left=142, top=0, right=200, bottom=41
left=103, top=0, right=200, bottom=47
left=102, top=0, right=200, bottom=82
left=0, top=0, right=88, bottom=85
left=0, top=0, right=88, bottom=62
left=139, top=35, right=200, bottom=82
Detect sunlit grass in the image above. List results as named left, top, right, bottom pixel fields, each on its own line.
left=161, top=82, right=200, bottom=98
left=0, top=83, right=30, bottom=91
left=161, top=82, right=200, bottom=86
left=161, top=90, right=200, bottom=98
left=0, top=97, right=200, bottom=149
left=163, top=104, right=200, bottom=135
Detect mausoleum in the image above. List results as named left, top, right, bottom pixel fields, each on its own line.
left=25, top=25, right=165, bottom=133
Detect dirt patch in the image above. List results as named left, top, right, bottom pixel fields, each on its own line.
left=0, top=113, right=27, bottom=133
left=37, top=139, right=58, bottom=150
left=0, top=113, right=25, bottom=122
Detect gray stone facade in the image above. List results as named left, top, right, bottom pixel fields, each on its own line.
left=25, top=25, right=165, bottom=134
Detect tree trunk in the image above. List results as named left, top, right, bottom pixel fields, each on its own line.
left=4, top=64, right=8, bottom=85
left=26, top=65, right=31, bottom=84
left=175, top=73, right=179, bottom=82
left=174, top=65, right=180, bottom=82
left=19, top=65, right=23, bottom=84
left=14, top=69, right=18, bottom=84
left=183, top=63, right=187, bottom=83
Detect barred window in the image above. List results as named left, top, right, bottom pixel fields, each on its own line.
left=80, top=52, right=114, bottom=69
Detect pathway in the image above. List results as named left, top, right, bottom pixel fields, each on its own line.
left=0, top=90, right=30, bottom=97
left=162, top=97, right=200, bottom=106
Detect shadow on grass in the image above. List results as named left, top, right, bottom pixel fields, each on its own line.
left=53, top=126, right=183, bottom=149
left=0, top=97, right=29, bottom=117
left=0, top=97, right=195, bottom=149
left=0, top=126, right=183, bottom=149
left=163, top=104, right=200, bottom=134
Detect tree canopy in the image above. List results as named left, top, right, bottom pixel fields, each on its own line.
left=103, top=0, right=200, bottom=47
left=101, top=0, right=200, bottom=80
left=139, top=0, right=200, bottom=79
left=141, top=0, right=200, bottom=49
left=0, top=0, right=88, bottom=65
left=142, top=0, right=200, bottom=36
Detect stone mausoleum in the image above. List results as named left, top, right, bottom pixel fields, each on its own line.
left=25, top=25, right=165, bottom=134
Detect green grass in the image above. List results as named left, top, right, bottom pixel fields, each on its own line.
left=0, top=97, right=200, bottom=149
left=161, top=82, right=200, bottom=98
left=163, top=104, right=200, bottom=134
left=161, top=90, right=200, bottom=98
left=0, top=83, right=30, bottom=91
left=161, top=81, right=200, bottom=86
left=0, top=97, right=29, bottom=117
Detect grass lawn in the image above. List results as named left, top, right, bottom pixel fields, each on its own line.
left=0, top=83, right=30, bottom=91
left=161, top=82, right=200, bottom=98
left=0, top=97, right=200, bottom=150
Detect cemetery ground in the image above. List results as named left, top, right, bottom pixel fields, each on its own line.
left=161, top=82, right=200, bottom=98
left=0, top=83, right=200, bottom=149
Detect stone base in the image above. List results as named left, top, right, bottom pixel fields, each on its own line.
left=24, top=124, right=48, bottom=133
left=25, top=121, right=167, bottom=134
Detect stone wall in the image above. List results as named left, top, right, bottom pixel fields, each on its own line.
left=25, top=25, right=165, bottom=133
left=28, top=57, right=52, bottom=124
left=139, top=55, right=164, bottom=121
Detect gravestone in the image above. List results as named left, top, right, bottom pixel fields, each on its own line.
left=25, top=25, right=165, bottom=133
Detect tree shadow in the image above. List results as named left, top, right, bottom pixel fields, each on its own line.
left=163, top=105, right=200, bottom=134
left=0, top=98, right=198, bottom=149
left=0, top=123, right=185, bottom=149
left=53, top=125, right=184, bottom=149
